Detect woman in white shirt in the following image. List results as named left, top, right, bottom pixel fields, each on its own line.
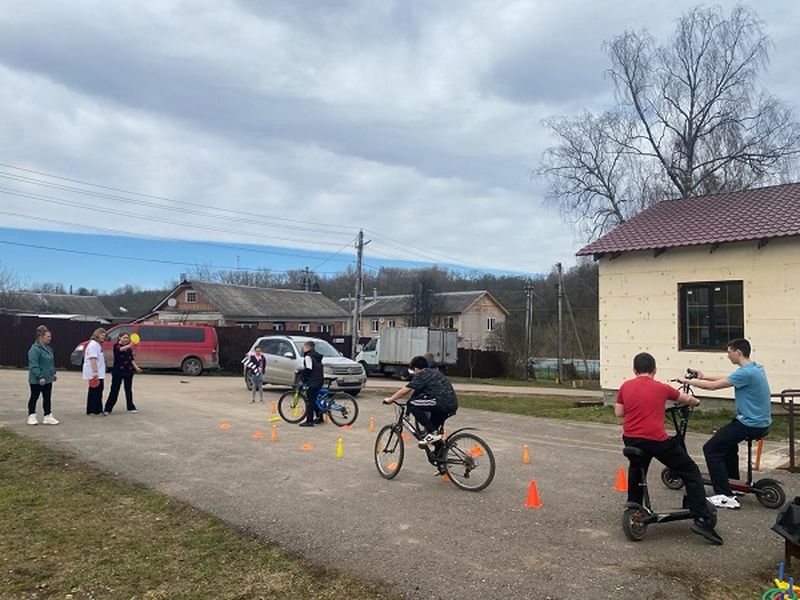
left=83, top=328, right=107, bottom=415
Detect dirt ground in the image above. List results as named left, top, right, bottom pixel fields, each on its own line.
left=1, top=369, right=797, bottom=599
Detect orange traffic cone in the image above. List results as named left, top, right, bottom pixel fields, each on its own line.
left=369, top=416, right=375, bottom=432
left=271, top=401, right=277, bottom=414
left=614, top=467, right=628, bottom=492
left=270, top=424, right=277, bottom=443
left=251, top=431, right=264, bottom=440
left=441, top=473, right=450, bottom=484
left=524, top=480, right=542, bottom=508
left=522, top=444, right=531, bottom=465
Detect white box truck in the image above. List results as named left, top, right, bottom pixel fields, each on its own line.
left=356, top=327, right=458, bottom=377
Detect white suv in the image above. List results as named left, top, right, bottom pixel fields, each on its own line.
left=243, top=335, right=366, bottom=395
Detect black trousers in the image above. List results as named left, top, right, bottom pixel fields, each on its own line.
left=703, top=418, right=769, bottom=496
left=304, top=386, right=321, bottom=424
left=28, top=383, right=52, bottom=415
left=408, top=397, right=454, bottom=435
left=623, top=435, right=713, bottom=519
left=105, top=373, right=136, bottom=413
left=86, top=379, right=105, bottom=415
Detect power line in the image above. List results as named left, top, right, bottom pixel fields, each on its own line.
left=0, top=239, right=341, bottom=274
left=0, top=209, right=356, bottom=265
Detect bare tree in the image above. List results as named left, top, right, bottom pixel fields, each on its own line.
left=0, top=261, right=18, bottom=308
left=539, top=5, right=800, bottom=239
left=406, top=270, right=444, bottom=327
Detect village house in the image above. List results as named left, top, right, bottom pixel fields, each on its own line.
left=577, top=183, right=800, bottom=402
left=0, top=291, right=114, bottom=322
left=139, top=280, right=350, bottom=334
left=341, top=290, right=509, bottom=350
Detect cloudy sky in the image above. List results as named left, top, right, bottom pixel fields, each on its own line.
left=1, top=0, right=799, bottom=286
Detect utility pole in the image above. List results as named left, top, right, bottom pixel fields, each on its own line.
left=556, top=262, right=563, bottom=384
left=303, top=266, right=310, bottom=291
left=351, top=229, right=370, bottom=358
left=524, top=280, right=534, bottom=380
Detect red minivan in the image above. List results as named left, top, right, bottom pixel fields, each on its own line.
left=71, top=324, right=219, bottom=376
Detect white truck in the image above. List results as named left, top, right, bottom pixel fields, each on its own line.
left=356, top=327, right=458, bottom=377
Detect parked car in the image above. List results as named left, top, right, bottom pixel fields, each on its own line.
left=71, top=324, right=219, bottom=376
left=243, top=335, right=366, bottom=395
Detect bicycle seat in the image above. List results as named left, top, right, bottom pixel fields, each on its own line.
left=744, top=433, right=767, bottom=442
left=623, top=446, right=644, bottom=458
left=323, top=376, right=338, bottom=383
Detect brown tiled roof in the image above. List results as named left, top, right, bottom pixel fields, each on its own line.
left=576, top=183, right=800, bottom=256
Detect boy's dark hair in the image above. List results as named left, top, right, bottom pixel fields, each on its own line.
left=727, top=338, right=751, bottom=358
left=633, top=352, right=656, bottom=374
left=303, top=340, right=315, bottom=350
left=409, top=356, right=428, bottom=370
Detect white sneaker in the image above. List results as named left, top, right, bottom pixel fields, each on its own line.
left=417, top=432, right=443, bottom=448
left=708, top=494, right=740, bottom=509
left=42, top=414, right=59, bottom=425
left=27, top=414, right=38, bottom=425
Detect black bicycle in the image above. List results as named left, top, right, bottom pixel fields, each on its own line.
left=277, top=378, right=358, bottom=426
left=374, top=400, right=495, bottom=491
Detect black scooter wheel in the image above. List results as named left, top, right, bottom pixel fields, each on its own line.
left=754, top=479, right=786, bottom=509
left=622, top=508, right=647, bottom=541
left=660, top=467, right=685, bottom=490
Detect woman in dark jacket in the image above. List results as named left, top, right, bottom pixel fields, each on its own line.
left=104, top=332, right=142, bottom=414
left=27, top=325, right=59, bottom=425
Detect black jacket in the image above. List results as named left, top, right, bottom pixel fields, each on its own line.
left=301, top=350, right=324, bottom=388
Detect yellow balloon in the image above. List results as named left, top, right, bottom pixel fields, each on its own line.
left=130, top=333, right=140, bottom=344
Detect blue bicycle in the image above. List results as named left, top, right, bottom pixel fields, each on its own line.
left=277, top=378, right=359, bottom=426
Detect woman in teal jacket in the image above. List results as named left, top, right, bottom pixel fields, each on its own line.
left=27, top=325, right=59, bottom=425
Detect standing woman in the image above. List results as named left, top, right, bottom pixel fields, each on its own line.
left=83, top=328, right=107, bottom=415
left=27, top=325, right=59, bottom=425
left=104, top=332, right=142, bottom=414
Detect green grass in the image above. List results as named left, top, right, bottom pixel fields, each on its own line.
left=459, top=394, right=792, bottom=440
left=0, top=428, right=395, bottom=600
left=448, top=376, right=601, bottom=390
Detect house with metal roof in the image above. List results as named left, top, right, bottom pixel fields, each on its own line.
left=576, top=182, right=800, bottom=401
left=0, top=291, right=114, bottom=322
left=139, top=280, right=350, bottom=334
left=340, top=290, right=509, bottom=350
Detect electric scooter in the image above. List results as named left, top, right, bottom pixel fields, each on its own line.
left=660, top=370, right=786, bottom=509
left=622, top=404, right=718, bottom=541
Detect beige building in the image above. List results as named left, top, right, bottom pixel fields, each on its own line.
left=341, top=290, right=509, bottom=350
left=577, top=183, right=800, bottom=402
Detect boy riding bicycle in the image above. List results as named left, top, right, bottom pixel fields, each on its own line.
left=383, top=356, right=458, bottom=447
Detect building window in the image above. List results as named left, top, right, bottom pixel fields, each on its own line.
left=679, top=281, right=744, bottom=350
left=299, top=322, right=310, bottom=332
left=318, top=324, right=332, bottom=334
left=273, top=322, right=285, bottom=331
left=371, top=319, right=380, bottom=333
left=387, top=319, right=396, bottom=328
left=446, top=316, right=455, bottom=329
left=486, top=317, right=496, bottom=331
left=186, top=290, right=197, bottom=303
left=235, top=322, right=256, bottom=328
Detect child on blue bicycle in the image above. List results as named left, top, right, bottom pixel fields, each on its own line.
left=298, top=341, right=324, bottom=427
left=383, top=355, right=458, bottom=447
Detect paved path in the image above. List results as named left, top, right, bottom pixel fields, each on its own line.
left=365, top=377, right=604, bottom=398
left=1, top=370, right=795, bottom=599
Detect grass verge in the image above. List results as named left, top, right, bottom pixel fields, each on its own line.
left=448, top=376, right=601, bottom=390
left=0, top=428, right=395, bottom=600
left=459, top=394, right=792, bottom=440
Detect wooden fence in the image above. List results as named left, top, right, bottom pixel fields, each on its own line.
left=0, top=314, right=104, bottom=370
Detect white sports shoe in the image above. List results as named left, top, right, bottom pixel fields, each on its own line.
left=42, top=414, right=60, bottom=425
left=417, top=432, right=443, bottom=448
left=27, top=414, right=38, bottom=425
left=708, top=494, right=740, bottom=509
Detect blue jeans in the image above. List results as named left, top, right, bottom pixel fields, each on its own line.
left=703, top=418, right=769, bottom=496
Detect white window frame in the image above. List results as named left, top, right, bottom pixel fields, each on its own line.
left=273, top=322, right=285, bottom=331
left=185, top=290, right=197, bottom=303
left=299, top=322, right=310, bottom=332
left=486, top=317, right=496, bottom=332
left=446, top=316, right=455, bottom=329
left=319, top=324, right=332, bottom=334
left=371, top=319, right=380, bottom=333
left=387, top=319, right=396, bottom=328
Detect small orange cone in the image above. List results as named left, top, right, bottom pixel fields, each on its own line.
left=342, top=424, right=352, bottom=430
left=251, top=431, right=264, bottom=440
left=219, top=422, right=231, bottom=430
left=270, top=425, right=277, bottom=443
left=271, top=401, right=277, bottom=414
left=324, top=414, right=329, bottom=424
left=524, top=480, right=542, bottom=508
left=300, top=443, right=314, bottom=451
left=369, top=416, right=375, bottom=433
left=441, top=473, right=450, bottom=484
left=401, top=432, right=410, bottom=441
left=470, top=444, right=484, bottom=458
left=522, top=444, right=530, bottom=465
left=614, top=467, right=628, bottom=492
